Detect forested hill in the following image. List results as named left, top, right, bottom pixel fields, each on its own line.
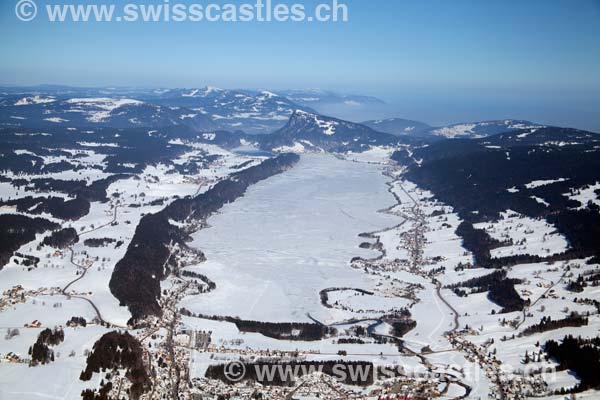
left=392, top=127, right=600, bottom=260
left=109, top=153, right=300, bottom=323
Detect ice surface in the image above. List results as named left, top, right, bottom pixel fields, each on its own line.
left=180, top=154, right=401, bottom=322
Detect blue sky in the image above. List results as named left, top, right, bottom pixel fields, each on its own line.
left=1, top=0, right=599, bottom=130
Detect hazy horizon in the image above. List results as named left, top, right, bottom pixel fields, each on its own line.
left=1, top=0, right=599, bottom=131
left=3, top=81, right=598, bottom=132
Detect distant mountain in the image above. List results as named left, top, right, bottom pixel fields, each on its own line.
left=0, top=95, right=217, bottom=131
left=361, top=118, right=543, bottom=140
left=362, top=118, right=432, bottom=136
left=429, top=119, right=542, bottom=139
left=0, top=86, right=547, bottom=139
left=0, top=86, right=315, bottom=134
left=1, top=86, right=394, bottom=135
left=258, top=110, right=400, bottom=152
left=480, top=126, right=599, bottom=148
left=278, top=89, right=385, bottom=108
left=145, top=87, right=315, bottom=134
left=0, top=85, right=163, bottom=99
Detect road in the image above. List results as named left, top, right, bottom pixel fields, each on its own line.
left=436, top=283, right=460, bottom=333
left=393, top=176, right=460, bottom=336
left=388, top=173, right=473, bottom=398
left=305, top=169, right=471, bottom=398
left=515, top=268, right=569, bottom=330
left=60, top=204, right=126, bottom=328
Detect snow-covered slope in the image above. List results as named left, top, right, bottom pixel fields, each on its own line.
left=259, top=110, right=400, bottom=152
left=362, top=118, right=543, bottom=140
left=0, top=96, right=217, bottom=131
left=430, top=119, right=543, bottom=139
left=149, top=87, right=315, bottom=134
left=362, top=117, right=432, bottom=136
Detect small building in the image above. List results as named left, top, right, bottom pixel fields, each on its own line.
left=24, top=320, right=42, bottom=328
left=4, top=353, right=21, bottom=363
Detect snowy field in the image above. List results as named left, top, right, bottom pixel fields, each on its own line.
left=180, top=154, right=401, bottom=323
left=474, top=210, right=569, bottom=258
left=2, top=140, right=599, bottom=399
left=0, top=142, right=262, bottom=399
left=0, top=296, right=111, bottom=400
left=565, top=182, right=600, bottom=209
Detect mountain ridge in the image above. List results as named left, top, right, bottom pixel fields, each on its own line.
left=257, top=110, right=402, bottom=152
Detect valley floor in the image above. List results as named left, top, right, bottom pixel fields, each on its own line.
left=1, top=148, right=599, bottom=400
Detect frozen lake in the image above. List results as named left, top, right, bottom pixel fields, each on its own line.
left=181, top=154, right=401, bottom=322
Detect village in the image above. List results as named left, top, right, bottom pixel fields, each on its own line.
left=1, top=153, right=598, bottom=400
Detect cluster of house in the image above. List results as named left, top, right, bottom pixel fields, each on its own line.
left=174, top=329, right=213, bottom=350
left=2, top=285, right=24, bottom=297
left=287, top=373, right=364, bottom=399
left=201, top=345, right=320, bottom=359
left=372, top=376, right=444, bottom=400
left=1, top=285, right=26, bottom=310
left=189, top=372, right=367, bottom=400
left=447, top=331, right=549, bottom=399
left=151, top=346, right=192, bottom=399
left=273, top=373, right=439, bottom=400
left=351, top=258, right=406, bottom=274
left=447, top=332, right=506, bottom=395
left=183, top=176, right=211, bottom=186
left=521, top=289, right=534, bottom=298
left=535, top=282, right=553, bottom=289
left=1, top=352, right=24, bottom=363
left=190, top=377, right=286, bottom=399
left=1, top=285, right=63, bottom=311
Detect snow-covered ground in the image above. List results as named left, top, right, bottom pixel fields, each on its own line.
left=1, top=142, right=599, bottom=400
left=475, top=210, right=569, bottom=258
left=0, top=295, right=111, bottom=400
left=0, top=142, right=261, bottom=397
left=181, top=154, right=400, bottom=323
left=565, top=182, right=600, bottom=209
